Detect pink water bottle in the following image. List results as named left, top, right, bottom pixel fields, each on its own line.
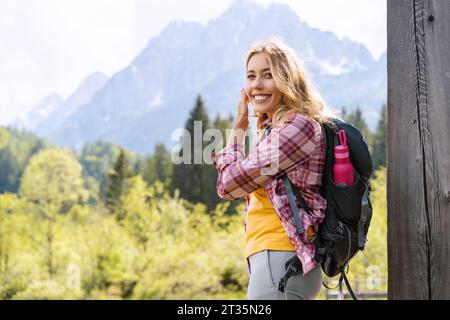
left=333, top=130, right=355, bottom=186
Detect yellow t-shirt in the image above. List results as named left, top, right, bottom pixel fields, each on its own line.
left=245, top=187, right=295, bottom=258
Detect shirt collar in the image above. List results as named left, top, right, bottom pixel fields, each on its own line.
left=262, top=117, right=273, bottom=129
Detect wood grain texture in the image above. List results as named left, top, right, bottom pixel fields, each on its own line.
left=387, top=0, right=450, bottom=299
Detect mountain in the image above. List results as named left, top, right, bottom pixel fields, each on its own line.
left=34, top=0, right=387, bottom=155
left=21, top=93, right=63, bottom=131
left=35, top=72, right=108, bottom=137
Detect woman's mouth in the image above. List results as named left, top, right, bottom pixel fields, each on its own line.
left=252, top=94, right=272, bottom=104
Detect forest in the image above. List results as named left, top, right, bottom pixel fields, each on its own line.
left=0, top=96, right=387, bottom=299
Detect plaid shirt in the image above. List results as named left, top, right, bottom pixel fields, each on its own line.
left=210, top=113, right=327, bottom=275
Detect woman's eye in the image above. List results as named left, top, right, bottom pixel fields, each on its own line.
left=247, top=74, right=271, bottom=79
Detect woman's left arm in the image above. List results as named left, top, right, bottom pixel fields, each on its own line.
left=211, top=114, right=319, bottom=200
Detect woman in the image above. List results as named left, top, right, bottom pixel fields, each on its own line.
left=210, top=38, right=337, bottom=300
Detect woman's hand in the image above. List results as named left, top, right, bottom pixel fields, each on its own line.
left=233, top=88, right=250, bottom=131
left=226, top=88, right=250, bottom=147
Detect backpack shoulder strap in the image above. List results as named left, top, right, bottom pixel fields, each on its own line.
left=358, top=179, right=370, bottom=250
left=282, top=175, right=305, bottom=235
left=342, top=271, right=358, bottom=300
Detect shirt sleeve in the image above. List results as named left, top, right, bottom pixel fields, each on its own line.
left=210, top=114, right=319, bottom=200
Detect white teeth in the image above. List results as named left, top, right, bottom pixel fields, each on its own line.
left=254, top=95, right=271, bottom=102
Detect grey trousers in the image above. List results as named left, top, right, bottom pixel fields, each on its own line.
left=246, top=250, right=323, bottom=300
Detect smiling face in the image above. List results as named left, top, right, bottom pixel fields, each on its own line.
left=246, top=52, right=283, bottom=119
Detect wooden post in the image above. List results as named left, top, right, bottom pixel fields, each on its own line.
left=387, top=0, right=450, bottom=299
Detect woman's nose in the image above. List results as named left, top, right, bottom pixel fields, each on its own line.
left=252, top=77, right=264, bottom=89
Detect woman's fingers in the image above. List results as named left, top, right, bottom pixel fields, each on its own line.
left=239, top=88, right=249, bottom=115
left=233, top=88, right=250, bottom=130
left=240, top=88, right=248, bottom=104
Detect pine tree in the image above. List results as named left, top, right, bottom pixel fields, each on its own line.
left=143, top=143, right=172, bottom=188
left=344, top=107, right=369, bottom=136
left=372, top=104, right=387, bottom=170
left=171, top=95, right=215, bottom=208
left=103, top=149, right=132, bottom=212
left=344, top=106, right=373, bottom=153
left=213, top=113, right=230, bottom=149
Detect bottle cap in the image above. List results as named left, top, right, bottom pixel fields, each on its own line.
left=334, top=130, right=349, bottom=157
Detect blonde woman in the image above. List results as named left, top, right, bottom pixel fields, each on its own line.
left=211, top=38, right=337, bottom=300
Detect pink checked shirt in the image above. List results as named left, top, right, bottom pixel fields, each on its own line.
left=210, top=113, right=327, bottom=275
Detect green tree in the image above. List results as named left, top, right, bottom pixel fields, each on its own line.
left=78, top=141, right=121, bottom=184
left=142, top=143, right=173, bottom=188
left=0, top=128, right=9, bottom=150
left=78, top=141, right=143, bottom=197
left=119, top=176, right=161, bottom=245
left=0, top=127, right=46, bottom=193
left=344, top=107, right=370, bottom=138
left=212, top=113, right=232, bottom=148
left=372, top=104, right=387, bottom=170
left=344, top=106, right=373, bottom=154
left=0, top=194, right=31, bottom=298
left=132, top=194, right=248, bottom=299
left=171, top=95, right=217, bottom=210
left=20, top=148, right=88, bottom=211
left=103, top=149, right=133, bottom=213
left=19, top=147, right=89, bottom=278
left=1, top=126, right=254, bottom=300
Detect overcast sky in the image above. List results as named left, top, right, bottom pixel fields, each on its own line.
left=0, top=0, right=387, bottom=125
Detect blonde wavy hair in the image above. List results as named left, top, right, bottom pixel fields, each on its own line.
left=245, top=37, right=337, bottom=132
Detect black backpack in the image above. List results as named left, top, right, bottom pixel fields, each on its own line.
left=262, top=117, right=373, bottom=300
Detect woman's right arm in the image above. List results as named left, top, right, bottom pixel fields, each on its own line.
left=211, top=114, right=319, bottom=200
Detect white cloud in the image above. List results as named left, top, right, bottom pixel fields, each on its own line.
left=0, top=0, right=386, bottom=125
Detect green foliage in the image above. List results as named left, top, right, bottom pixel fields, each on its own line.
left=343, top=106, right=372, bottom=152
left=0, top=127, right=46, bottom=193
left=20, top=147, right=89, bottom=210
left=78, top=141, right=122, bottom=185
left=77, top=141, right=143, bottom=202
left=212, top=113, right=233, bottom=148
left=372, top=104, right=387, bottom=170
left=0, top=99, right=388, bottom=300
left=131, top=195, right=248, bottom=299
left=1, top=176, right=249, bottom=299
left=0, top=194, right=28, bottom=299
left=341, top=105, right=387, bottom=170
left=18, top=147, right=90, bottom=282
left=142, top=143, right=173, bottom=189
left=103, top=149, right=134, bottom=213
left=171, top=95, right=220, bottom=211
left=335, top=166, right=388, bottom=295
left=0, top=128, right=9, bottom=150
